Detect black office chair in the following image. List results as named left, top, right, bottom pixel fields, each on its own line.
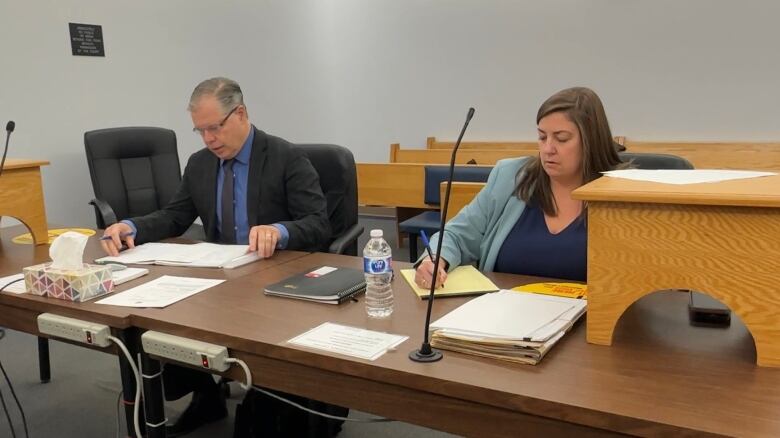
left=33, top=128, right=184, bottom=384
left=227, top=143, right=357, bottom=435
left=32, top=127, right=189, bottom=385
left=618, top=152, right=694, bottom=170
left=84, top=127, right=183, bottom=229
left=297, top=144, right=364, bottom=256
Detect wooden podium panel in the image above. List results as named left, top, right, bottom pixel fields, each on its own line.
left=0, top=159, right=49, bottom=245
left=574, top=173, right=780, bottom=367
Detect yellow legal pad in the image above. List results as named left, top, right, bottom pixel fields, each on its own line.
left=511, top=282, right=587, bottom=299
left=400, top=265, right=499, bottom=299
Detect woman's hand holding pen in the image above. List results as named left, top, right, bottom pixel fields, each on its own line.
left=414, top=257, right=448, bottom=289
left=100, top=222, right=136, bottom=256
left=414, top=229, right=448, bottom=289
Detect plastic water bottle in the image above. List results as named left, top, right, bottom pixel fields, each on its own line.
left=363, top=229, right=394, bottom=318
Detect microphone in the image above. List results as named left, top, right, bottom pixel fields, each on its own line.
left=410, top=107, right=475, bottom=363
left=0, top=121, right=15, bottom=178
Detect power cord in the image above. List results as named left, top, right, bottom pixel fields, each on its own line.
left=115, top=390, right=123, bottom=438
left=250, top=387, right=394, bottom=423
left=107, top=336, right=142, bottom=438
left=224, top=358, right=252, bottom=390
left=227, top=356, right=393, bottom=423
left=0, top=278, right=25, bottom=342
left=0, top=358, right=28, bottom=438
left=0, top=383, right=16, bottom=438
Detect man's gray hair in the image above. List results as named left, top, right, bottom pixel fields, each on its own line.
left=188, top=77, right=245, bottom=114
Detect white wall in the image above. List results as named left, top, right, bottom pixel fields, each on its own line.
left=2, top=0, right=779, bottom=227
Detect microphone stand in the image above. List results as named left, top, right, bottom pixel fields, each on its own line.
left=0, top=121, right=15, bottom=178
left=409, top=108, right=475, bottom=363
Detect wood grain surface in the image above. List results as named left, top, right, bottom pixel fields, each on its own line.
left=574, top=173, right=780, bottom=208
left=128, top=252, right=780, bottom=437
left=586, top=201, right=780, bottom=367
left=0, top=163, right=49, bottom=244
left=624, top=141, right=780, bottom=171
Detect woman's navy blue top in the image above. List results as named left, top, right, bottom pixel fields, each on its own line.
left=493, top=204, right=587, bottom=281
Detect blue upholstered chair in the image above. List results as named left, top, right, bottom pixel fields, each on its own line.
left=399, top=165, right=493, bottom=261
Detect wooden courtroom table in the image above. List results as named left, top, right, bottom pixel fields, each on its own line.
left=0, top=225, right=309, bottom=333
left=0, top=225, right=309, bottom=437
left=0, top=159, right=50, bottom=245
left=130, top=251, right=780, bottom=437
left=573, top=173, right=780, bottom=367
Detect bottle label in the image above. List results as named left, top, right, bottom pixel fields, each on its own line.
left=364, top=256, right=392, bottom=274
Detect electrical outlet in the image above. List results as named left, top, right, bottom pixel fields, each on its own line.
left=37, top=313, right=112, bottom=347
left=141, top=331, right=229, bottom=372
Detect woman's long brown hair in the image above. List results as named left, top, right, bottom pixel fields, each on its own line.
left=516, top=87, right=625, bottom=216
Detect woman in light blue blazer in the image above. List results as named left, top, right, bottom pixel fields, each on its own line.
left=415, top=87, right=626, bottom=288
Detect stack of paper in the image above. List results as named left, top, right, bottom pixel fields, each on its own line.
left=429, top=290, right=586, bottom=365
left=96, top=242, right=260, bottom=269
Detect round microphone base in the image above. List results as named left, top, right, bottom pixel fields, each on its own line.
left=409, top=348, right=443, bottom=363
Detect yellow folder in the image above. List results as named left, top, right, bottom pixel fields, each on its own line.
left=400, top=265, right=499, bottom=299
left=511, top=282, right=587, bottom=299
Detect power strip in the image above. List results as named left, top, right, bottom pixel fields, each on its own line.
left=37, top=313, right=112, bottom=347
left=141, top=331, right=230, bottom=372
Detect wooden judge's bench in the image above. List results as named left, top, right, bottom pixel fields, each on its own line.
left=574, top=172, right=780, bottom=367
left=0, top=159, right=49, bottom=245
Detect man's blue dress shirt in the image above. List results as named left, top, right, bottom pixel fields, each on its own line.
left=124, top=126, right=289, bottom=247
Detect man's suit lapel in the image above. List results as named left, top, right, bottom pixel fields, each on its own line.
left=247, top=127, right=267, bottom=226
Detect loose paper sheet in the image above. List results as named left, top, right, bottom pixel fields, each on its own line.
left=96, top=275, right=223, bottom=308
left=288, top=322, right=408, bottom=361
left=602, top=169, right=776, bottom=185
left=0, top=274, right=27, bottom=294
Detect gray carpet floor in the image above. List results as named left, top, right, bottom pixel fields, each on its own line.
left=0, top=215, right=457, bottom=437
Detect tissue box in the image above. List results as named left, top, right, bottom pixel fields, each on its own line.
left=23, top=263, right=114, bottom=302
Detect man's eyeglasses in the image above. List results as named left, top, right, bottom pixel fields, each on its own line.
left=192, top=105, right=240, bottom=137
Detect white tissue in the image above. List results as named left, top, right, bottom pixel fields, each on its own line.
left=49, top=231, right=88, bottom=270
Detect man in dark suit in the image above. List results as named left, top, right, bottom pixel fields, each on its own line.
left=100, top=77, right=331, bottom=436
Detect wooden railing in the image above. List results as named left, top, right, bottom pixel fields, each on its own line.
left=622, top=141, right=780, bottom=171
left=359, top=138, right=780, bottom=245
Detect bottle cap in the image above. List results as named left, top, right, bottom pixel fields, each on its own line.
left=370, top=229, right=383, bottom=238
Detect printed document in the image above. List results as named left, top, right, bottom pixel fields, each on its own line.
left=95, top=242, right=260, bottom=269
left=288, top=322, right=408, bottom=361
left=96, top=275, right=224, bottom=308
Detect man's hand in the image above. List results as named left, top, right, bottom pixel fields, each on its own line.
left=249, top=225, right=281, bottom=258
left=100, top=222, right=136, bottom=256
left=414, top=257, right=448, bottom=289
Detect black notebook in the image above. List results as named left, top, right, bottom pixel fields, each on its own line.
left=263, top=266, right=366, bottom=304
